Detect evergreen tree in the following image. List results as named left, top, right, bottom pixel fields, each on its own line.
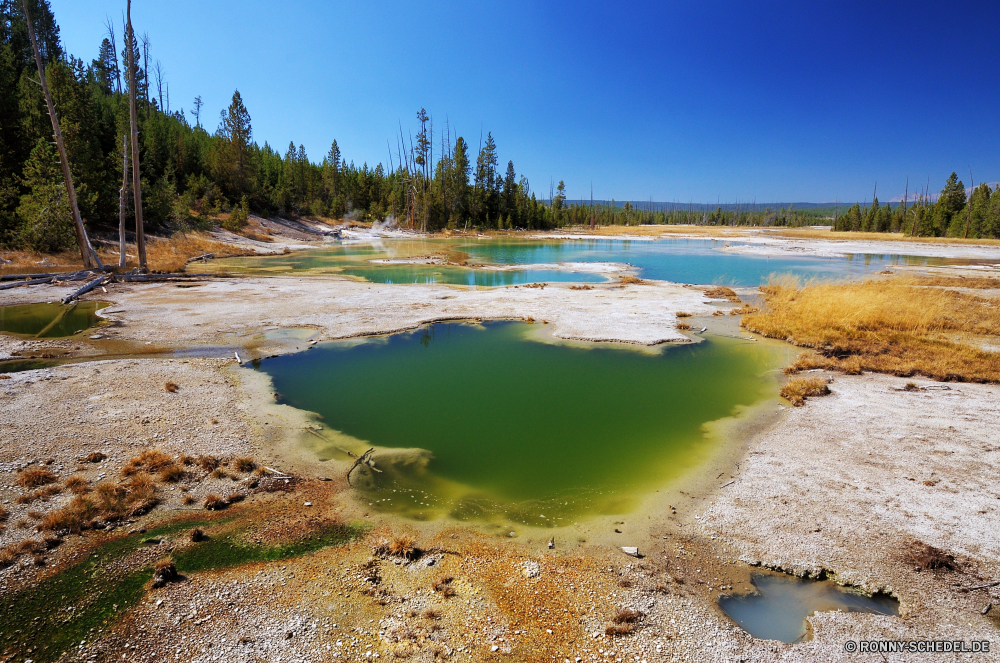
left=218, top=89, right=251, bottom=193
left=16, top=138, right=75, bottom=251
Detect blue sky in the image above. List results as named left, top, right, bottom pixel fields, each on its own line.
left=52, top=0, right=999, bottom=203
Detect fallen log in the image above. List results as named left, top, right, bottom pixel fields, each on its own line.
left=118, top=272, right=213, bottom=282
left=62, top=275, right=107, bottom=304
left=0, top=276, right=54, bottom=290
left=965, top=581, right=1000, bottom=592
left=185, top=253, right=215, bottom=263
left=1, top=269, right=96, bottom=281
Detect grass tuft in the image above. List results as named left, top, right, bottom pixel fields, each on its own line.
left=780, top=377, right=831, bottom=406
left=17, top=468, right=56, bottom=488
left=84, top=452, right=107, bottom=463
left=704, top=286, right=741, bottom=302
left=203, top=494, right=227, bottom=511
left=232, top=457, right=257, bottom=473
left=122, top=449, right=174, bottom=477
left=65, top=475, right=90, bottom=494
left=164, top=381, right=179, bottom=393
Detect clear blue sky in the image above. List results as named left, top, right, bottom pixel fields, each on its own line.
left=52, top=0, right=999, bottom=203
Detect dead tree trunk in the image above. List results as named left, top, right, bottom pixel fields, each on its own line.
left=126, top=0, right=147, bottom=270
left=22, top=0, right=102, bottom=270
left=964, top=168, right=974, bottom=239
left=119, top=134, right=128, bottom=268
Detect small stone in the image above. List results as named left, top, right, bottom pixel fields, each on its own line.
left=89, top=335, right=102, bottom=340
left=490, top=645, right=499, bottom=652
left=621, top=546, right=640, bottom=557
left=304, top=502, right=312, bottom=507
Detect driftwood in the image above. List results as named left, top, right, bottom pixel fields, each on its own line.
left=63, top=276, right=107, bottom=304
left=0, top=276, right=54, bottom=290
left=1, top=269, right=96, bottom=281
left=964, top=581, right=1000, bottom=592
left=346, top=448, right=382, bottom=485
left=186, top=253, right=215, bottom=263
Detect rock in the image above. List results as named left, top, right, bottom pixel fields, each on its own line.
left=523, top=561, right=540, bottom=578
left=621, top=546, right=640, bottom=557
left=304, top=502, right=312, bottom=506
left=491, top=645, right=499, bottom=652
left=89, top=334, right=102, bottom=340
left=548, top=537, right=555, bottom=549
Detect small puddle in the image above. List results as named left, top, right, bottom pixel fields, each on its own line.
left=0, top=301, right=109, bottom=338
left=718, top=573, right=899, bottom=643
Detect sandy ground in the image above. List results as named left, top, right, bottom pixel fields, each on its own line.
left=2, top=234, right=1000, bottom=662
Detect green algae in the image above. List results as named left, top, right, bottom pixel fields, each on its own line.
left=258, top=320, right=790, bottom=523
left=0, top=515, right=363, bottom=663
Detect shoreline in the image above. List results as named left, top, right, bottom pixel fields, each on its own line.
left=1, top=234, right=999, bottom=662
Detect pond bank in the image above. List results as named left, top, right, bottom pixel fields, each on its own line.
left=1, top=259, right=998, bottom=661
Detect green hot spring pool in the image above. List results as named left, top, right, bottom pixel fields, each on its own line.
left=255, top=321, right=788, bottom=524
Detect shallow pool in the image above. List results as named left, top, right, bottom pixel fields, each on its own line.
left=211, top=237, right=946, bottom=287
left=0, top=302, right=108, bottom=338
left=719, top=573, right=899, bottom=643
left=255, top=320, right=789, bottom=522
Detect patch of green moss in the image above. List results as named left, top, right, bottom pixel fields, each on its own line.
left=0, top=515, right=363, bottom=662
left=173, top=521, right=364, bottom=573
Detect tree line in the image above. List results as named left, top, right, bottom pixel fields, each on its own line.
left=0, top=0, right=579, bottom=255
left=834, top=173, right=1000, bottom=238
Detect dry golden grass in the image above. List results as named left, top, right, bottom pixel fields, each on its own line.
left=198, top=455, right=222, bottom=472
left=676, top=322, right=692, bottom=330
left=16, top=484, right=62, bottom=504
left=16, top=468, right=56, bottom=488
left=744, top=275, right=1000, bottom=382
left=704, top=285, right=741, bottom=302
left=143, top=232, right=255, bottom=272
left=122, top=449, right=174, bottom=477
left=157, top=464, right=184, bottom=483
left=84, top=452, right=106, bottom=463
left=64, top=475, right=90, bottom=494
left=232, top=457, right=257, bottom=473
left=203, top=493, right=227, bottom=510
left=619, top=275, right=647, bottom=285
left=780, top=377, right=831, bottom=406
left=606, top=607, right=642, bottom=635
left=769, top=228, right=1000, bottom=246
left=675, top=311, right=692, bottom=317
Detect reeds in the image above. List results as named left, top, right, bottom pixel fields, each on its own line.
left=744, top=275, right=1000, bottom=382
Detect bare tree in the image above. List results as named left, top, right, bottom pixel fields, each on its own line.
left=103, top=15, right=122, bottom=93
left=22, top=0, right=102, bottom=270
left=126, top=0, right=147, bottom=269
left=154, top=60, right=164, bottom=111
left=965, top=168, right=974, bottom=239
left=118, top=134, right=128, bottom=268
left=141, top=32, right=150, bottom=118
